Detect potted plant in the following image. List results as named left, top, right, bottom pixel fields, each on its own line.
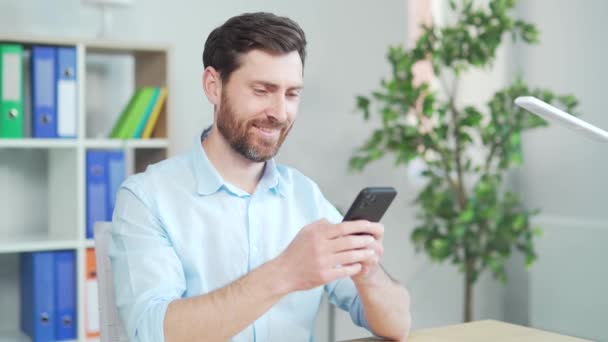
left=350, top=0, right=579, bottom=322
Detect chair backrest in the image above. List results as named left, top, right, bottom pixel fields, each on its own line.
left=94, top=222, right=129, bottom=342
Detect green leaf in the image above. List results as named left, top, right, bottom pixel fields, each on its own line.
left=422, top=94, right=435, bottom=117
left=509, top=150, right=523, bottom=165
left=449, top=0, right=457, bottom=10
left=349, top=156, right=369, bottom=172
left=429, top=238, right=451, bottom=260
left=510, top=133, right=521, bottom=147
left=488, top=256, right=503, bottom=274
left=356, top=96, right=371, bottom=120
left=513, top=214, right=525, bottom=231
left=458, top=131, right=474, bottom=145
left=461, top=107, right=483, bottom=127
left=369, top=147, right=384, bottom=160
left=411, top=227, right=428, bottom=245
left=525, top=252, right=537, bottom=269
left=453, top=224, right=467, bottom=239
left=382, top=107, right=399, bottom=124
left=458, top=208, right=475, bottom=223
left=471, top=269, right=480, bottom=283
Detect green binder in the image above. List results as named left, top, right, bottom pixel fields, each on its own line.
left=110, top=89, right=141, bottom=138
left=121, top=87, right=156, bottom=139
left=0, top=44, right=24, bottom=138
left=110, top=87, right=156, bottom=139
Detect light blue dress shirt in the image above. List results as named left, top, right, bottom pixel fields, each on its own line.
left=110, top=132, right=371, bottom=342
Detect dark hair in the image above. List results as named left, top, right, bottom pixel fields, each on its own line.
left=203, top=12, right=307, bottom=82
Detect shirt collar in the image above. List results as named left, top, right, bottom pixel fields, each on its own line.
left=192, top=129, right=284, bottom=198
left=259, top=157, right=284, bottom=197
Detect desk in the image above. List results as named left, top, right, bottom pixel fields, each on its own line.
left=342, top=320, right=592, bottom=342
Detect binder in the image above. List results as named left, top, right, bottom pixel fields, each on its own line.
left=20, top=252, right=55, bottom=341
left=0, top=44, right=24, bottom=138
left=56, top=47, right=77, bottom=138
left=31, top=46, right=57, bottom=138
left=111, top=87, right=155, bottom=139
left=133, top=87, right=160, bottom=138
left=54, top=250, right=77, bottom=340
left=106, top=150, right=125, bottom=220
left=122, top=87, right=155, bottom=138
left=86, top=150, right=108, bottom=239
left=23, top=49, right=32, bottom=138
left=109, top=89, right=142, bottom=139
left=86, top=248, right=100, bottom=338
left=141, top=88, right=167, bottom=139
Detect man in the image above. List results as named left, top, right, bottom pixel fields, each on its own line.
left=111, top=12, right=411, bottom=342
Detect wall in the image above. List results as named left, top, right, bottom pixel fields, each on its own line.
left=509, top=1, right=608, bottom=340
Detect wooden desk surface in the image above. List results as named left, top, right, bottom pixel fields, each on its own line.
left=342, top=320, right=592, bottom=342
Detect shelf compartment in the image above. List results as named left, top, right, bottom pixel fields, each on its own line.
left=0, top=148, right=79, bottom=244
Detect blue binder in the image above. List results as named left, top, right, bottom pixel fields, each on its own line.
left=56, top=47, right=77, bottom=138
left=86, top=150, right=108, bottom=239
left=106, top=150, right=125, bottom=220
left=31, top=46, right=57, bottom=138
left=54, top=250, right=77, bottom=340
left=20, top=252, right=55, bottom=341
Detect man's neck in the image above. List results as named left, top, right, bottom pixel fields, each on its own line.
left=202, top=127, right=266, bottom=194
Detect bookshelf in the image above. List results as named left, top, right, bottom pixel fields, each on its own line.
left=0, top=35, right=172, bottom=341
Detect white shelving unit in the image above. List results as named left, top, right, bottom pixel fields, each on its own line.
left=0, top=34, right=172, bottom=341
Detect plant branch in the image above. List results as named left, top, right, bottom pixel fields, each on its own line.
left=484, top=138, right=500, bottom=174
left=447, top=72, right=467, bottom=210
left=410, top=93, right=461, bottom=201
left=438, top=148, right=460, bottom=198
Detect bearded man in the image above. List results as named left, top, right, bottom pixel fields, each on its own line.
left=110, top=12, right=411, bottom=342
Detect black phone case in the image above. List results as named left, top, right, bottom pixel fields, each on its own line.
left=342, top=187, right=397, bottom=222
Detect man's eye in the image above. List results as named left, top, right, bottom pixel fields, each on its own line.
left=254, top=89, right=267, bottom=95
left=287, top=92, right=300, bottom=98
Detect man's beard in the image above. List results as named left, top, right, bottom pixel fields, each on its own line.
left=216, top=92, right=293, bottom=162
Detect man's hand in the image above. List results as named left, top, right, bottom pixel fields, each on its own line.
left=351, top=221, right=384, bottom=285
left=276, top=219, right=383, bottom=292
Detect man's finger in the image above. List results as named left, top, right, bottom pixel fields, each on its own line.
left=327, top=220, right=384, bottom=239
left=326, top=263, right=362, bottom=281
left=329, top=234, right=375, bottom=252
left=330, top=249, right=375, bottom=266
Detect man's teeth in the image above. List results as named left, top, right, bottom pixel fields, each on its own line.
left=257, top=126, right=273, bottom=132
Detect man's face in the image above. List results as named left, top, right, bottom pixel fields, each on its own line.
left=216, top=50, right=303, bottom=162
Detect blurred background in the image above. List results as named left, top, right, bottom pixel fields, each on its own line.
left=0, top=0, right=606, bottom=341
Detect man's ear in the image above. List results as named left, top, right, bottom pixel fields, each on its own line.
left=202, top=66, right=222, bottom=107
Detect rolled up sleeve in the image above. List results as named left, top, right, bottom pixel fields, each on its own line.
left=324, top=278, right=371, bottom=331
left=109, top=177, right=185, bottom=342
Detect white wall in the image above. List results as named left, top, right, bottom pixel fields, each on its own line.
left=510, top=1, right=608, bottom=341
left=514, top=0, right=608, bottom=219
left=0, top=1, right=511, bottom=341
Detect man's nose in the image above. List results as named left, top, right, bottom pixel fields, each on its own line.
left=267, top=94, right=288, bottom=123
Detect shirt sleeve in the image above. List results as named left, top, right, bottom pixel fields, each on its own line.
left=316, top=188, right=373, bottom=332
left=109, top=176, right=186, bottom=342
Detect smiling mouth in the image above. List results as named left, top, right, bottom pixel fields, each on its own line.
left=252, top=124, right=280, bottom=137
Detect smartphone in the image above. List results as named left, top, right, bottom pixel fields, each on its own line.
left=342, top=187, right=397, bottom=223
